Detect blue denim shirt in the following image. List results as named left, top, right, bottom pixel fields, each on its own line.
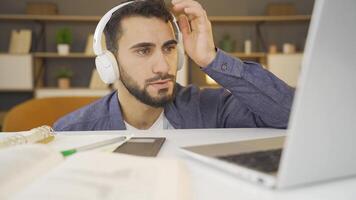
left=53, top=49, right=294, bottom=131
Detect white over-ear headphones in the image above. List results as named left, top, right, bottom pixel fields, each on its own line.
left=93, top=0, right=185, bottom=84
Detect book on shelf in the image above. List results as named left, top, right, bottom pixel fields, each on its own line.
left=84, top=33, right=106, bottom=55
left=8, top=29, right=32, bottom=54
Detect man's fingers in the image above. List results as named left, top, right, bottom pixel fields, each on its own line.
left=171, top=0, right=184, bottom=4
left=184, top=7, right=209, bottom=33
left=172, top=0, right=202, bottom=9
left=172, top=0, right=204, bottom=16
left=173, top=1, right=208, bottom=26
left=172, top=0, right=216, bottom=67
left=178, top=15, right=191, bottom=37
left=183, top=6, right=206, bottom=21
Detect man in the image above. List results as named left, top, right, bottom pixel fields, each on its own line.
left=54, top=0, right=294, bottom=131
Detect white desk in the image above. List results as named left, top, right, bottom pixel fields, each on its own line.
left=51, top=128, right=356, bottom=200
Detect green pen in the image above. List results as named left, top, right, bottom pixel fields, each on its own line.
left=61, top=136, right=128, bottom=157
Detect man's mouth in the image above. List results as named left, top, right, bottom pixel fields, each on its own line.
left=149, top=79, right=172, bottom=90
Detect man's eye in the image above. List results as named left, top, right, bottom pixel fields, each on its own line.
left=136, top=48, right=151, bottom=56
left=164, top=45, right=176, bottom=54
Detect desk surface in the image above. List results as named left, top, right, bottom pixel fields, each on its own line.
left=52, top=128, right=356, bottom=200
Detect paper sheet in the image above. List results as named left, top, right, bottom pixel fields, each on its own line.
left=0, top=145, right=63, bottom=199
left=11, top=152, right=192, bottom=200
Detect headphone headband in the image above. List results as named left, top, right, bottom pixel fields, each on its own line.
left=93, top=1, right=135, bottom=55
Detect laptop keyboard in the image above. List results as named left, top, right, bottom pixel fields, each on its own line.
left=217, top=149, right=282, bottom=173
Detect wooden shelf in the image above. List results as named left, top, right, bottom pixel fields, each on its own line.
left=0, top=52, right=95, bottom=58
left=33, top=52, right=95, bottom=58
left=0, top=89, right=34, bottom=92
left=0, top=14, right=311, bottom=23
left=209, top=15, right=311, bottom=23
left=0, top=14, right=100, bottom=22
left=35, top=88, right=112, bottom=98
left=229, top=52, right=266, bottom=58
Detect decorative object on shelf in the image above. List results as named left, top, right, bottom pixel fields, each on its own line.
left=84, top=34, right=94, bottom=55
left=266, top=3, right=296, bottom=16
left=55, top=67, right=73, bottom=89
left=8, top=29, right=32, bottom=54
left=282, top=43, right=296, bottom=54
left=89, top=69, right=109, bottom=89
left=56, top=28, right=72, bottom=55
left=25, top=2, right=58, bottom=15
left=85, top=33, right=106, bottom=55
left=244, top=39, right=252, bottom=54
left=219, top=34, right=235, bottom=52
left=268, top=44, right=278, bottom=54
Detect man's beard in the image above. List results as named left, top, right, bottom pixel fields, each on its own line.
left=119, top=65, right=176, bottom=108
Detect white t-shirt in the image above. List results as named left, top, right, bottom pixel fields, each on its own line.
left=124, top=112, right=174, bottom=130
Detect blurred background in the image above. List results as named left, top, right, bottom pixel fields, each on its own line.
left=0, top=0, right=314, bottom=130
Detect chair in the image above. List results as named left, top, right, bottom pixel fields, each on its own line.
left=2, top=97, right=99, bottom=132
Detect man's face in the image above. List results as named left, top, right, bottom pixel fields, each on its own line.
left=116, top=16, right=178, bottom=107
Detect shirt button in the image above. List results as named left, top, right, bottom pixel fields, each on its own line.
left=221, top=63, right=228, bottom=71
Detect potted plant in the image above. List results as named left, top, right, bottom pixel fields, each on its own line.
left=56, top=28, right=72, bottom=55
left=56, top=67, right=73, bottom=89
left=219, top=34, right=235, bottom=52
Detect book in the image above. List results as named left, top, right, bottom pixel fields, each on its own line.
left=0, top=126, right=54, bottom=149
left=89, top=69, right=109, bottom=89
left=8, top=29, right=32, bottom=54
left=84, top=33, right=106, bottom=55
left=0, top=144, right=192, bottom=200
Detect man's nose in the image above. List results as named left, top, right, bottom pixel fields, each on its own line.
left=152, top=51, right=170, bottom=74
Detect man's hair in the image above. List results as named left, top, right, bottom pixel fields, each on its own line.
left=104, top=0, right=173, bottom=55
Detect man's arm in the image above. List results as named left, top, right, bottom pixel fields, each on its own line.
left=172, top=0, right=294, bottom=128
left=202, top=49, right=294, bottom=128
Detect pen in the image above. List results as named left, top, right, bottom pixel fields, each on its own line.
left=61, top=136, right=128, bottom=157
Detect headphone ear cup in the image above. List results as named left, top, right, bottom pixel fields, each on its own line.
left=95, top=51, right=119, bottom=84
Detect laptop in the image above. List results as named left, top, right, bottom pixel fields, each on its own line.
left=181, top=0, right=356, bottom=189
